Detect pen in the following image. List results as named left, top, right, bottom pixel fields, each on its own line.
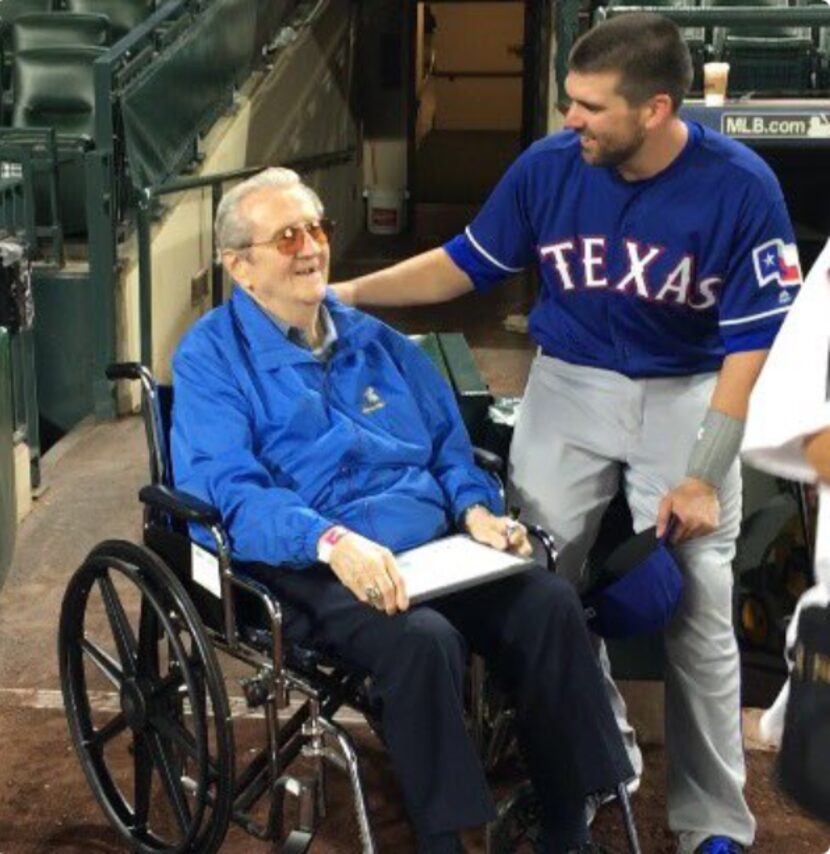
left=505, top=506, right=521, bottom=540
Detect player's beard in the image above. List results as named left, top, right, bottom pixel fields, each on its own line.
left=580, top=123, right=647, bottom=168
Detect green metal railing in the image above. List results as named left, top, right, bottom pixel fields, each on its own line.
left=602, top=5, right=830, bottom=26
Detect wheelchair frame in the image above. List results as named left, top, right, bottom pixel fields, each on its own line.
left=60, top=363, right=383, bottom=853
left=59, top=362, right=641, bottom=854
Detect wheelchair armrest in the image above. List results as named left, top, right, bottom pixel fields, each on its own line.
left=527, top=524, right=557, bottom=573
left=138, top=484, right=221, bottom=526
left=473, top=446, right=504, bottom=475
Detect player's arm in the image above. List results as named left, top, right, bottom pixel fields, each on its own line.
left=333, top=247, right=474, bottom=307
left=335, top=151, right=536, bottom=307
left=656, top=350, right=769, bottom=543
left=709, top=349, right=770, bottom=418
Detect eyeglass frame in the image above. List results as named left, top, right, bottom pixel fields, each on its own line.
left=236, top=217, right=337, bottom=256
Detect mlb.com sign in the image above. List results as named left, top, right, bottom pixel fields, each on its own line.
left=722, top=112, right=830, bottom=139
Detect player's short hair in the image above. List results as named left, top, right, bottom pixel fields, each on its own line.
left=569, top=13, right=693, bottom=111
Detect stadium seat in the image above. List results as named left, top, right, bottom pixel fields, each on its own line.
left=607, top=0, right=707, bottom=91
left=65, top=0, right=153, bottom=41
left=0, top=0, right=52, bottom=98
left=12, top=12, right=110, bottom=51
left=12, top=46, right=106, bottom=235
left=703, top=0, right=814, bottom=94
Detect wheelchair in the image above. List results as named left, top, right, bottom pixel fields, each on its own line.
left=58, top=362, right=641, bottom=853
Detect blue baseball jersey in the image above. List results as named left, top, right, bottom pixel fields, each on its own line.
left=444, top=122, right=800, bottom=377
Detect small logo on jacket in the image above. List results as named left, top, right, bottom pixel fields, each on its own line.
left=752, top=239, right=801, bottom=288
left=361, top=386, right=386, bottom=414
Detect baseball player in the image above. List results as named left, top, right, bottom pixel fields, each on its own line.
left=334, top=13, right=802, bottom=853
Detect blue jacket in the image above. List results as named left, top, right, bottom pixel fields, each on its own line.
left=171, top=287, right=502, bottom=567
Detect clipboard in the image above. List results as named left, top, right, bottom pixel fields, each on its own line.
left=395, top=534, right=534, bottom=604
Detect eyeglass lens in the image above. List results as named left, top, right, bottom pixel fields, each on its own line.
left=276, top=220, right=334, bottom=255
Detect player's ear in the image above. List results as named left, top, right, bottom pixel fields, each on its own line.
left=643, top=93, right=674, bottom=129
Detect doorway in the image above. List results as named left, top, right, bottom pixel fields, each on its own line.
left=411, top=2, right=526, bottom=238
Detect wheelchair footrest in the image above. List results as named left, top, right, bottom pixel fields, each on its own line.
left=282, top=829, right=314, bottom=853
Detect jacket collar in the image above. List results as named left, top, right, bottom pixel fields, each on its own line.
left=230, top=285, right=379, bottom=370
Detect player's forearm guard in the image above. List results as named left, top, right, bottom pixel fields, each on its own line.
left=686, top=408, right=746, bottom=487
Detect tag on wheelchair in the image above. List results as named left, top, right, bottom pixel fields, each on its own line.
left=191, top=542, right=222, bottom=598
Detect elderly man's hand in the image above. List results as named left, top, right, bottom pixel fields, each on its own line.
left=328, top=531, right=409, bottom=614
left=656, top=477, right=720, bottom=544
left=464, top=506, right=532, bottom=557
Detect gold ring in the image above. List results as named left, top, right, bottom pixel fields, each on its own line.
left=365, top=585, right=381, bottom=604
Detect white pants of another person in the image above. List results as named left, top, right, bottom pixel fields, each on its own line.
left=509, top=354, right=755, bottom=853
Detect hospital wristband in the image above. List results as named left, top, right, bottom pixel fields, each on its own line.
left=685, top=408, right=746, bottom=487
left=317, top=525, right=349, bottom=564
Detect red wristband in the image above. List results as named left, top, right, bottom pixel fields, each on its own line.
left=317, top=525, right=348, bottom=563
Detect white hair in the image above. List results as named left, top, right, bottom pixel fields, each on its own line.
left=214, top=167, right=324, bottom=252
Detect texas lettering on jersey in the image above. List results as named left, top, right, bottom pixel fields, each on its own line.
left=538, top=237, right=721, bottom=311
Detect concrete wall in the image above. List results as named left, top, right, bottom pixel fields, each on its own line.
left=432, top=2, right=523, bottom=132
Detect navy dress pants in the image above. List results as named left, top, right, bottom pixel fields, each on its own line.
left=248, top=562, right=633, bottom=838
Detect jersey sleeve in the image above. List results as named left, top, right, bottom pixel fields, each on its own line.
left=718, top=178, right=801, bottom=354
left=443, top=152, right=539, bottom=292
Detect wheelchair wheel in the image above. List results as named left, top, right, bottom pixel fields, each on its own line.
left=487, top=781, right=541, bottom=854
left=59, top=540, right=234, bottom=853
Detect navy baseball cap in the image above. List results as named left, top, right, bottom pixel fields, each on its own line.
left=582, top=524, right=684, bottom=638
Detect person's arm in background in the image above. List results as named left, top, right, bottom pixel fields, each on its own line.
left=804, top=429, right=830, bottom=481
left=333, top=248, right=473, bottom=307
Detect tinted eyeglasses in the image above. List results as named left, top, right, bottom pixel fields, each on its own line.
left=246, top=218, right=335, bottom=256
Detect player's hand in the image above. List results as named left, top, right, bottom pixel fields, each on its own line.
left=656, top=477, right=720, bottom=544
left=330, top=280, right=357, bottom=306
left=464, top=506, right=533, bottom=557
left=328, top=532, right=409, bottom=614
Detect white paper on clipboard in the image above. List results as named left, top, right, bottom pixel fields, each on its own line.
left=395, top=534, right=533, bottom=603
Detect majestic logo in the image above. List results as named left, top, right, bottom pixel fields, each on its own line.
left=361, top=386, right=386, bottom=414
left=752, top=239, right=801, bottom=288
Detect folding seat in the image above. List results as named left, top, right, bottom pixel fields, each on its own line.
left=12, top=46, right=106, bottom=235
left=606, top=0, right=707, bottom=91
left=65, top=0, right=154, bottom=41
left=0, top=0, right=52, bottom=99
left=703, top=0, right=814, bottom=94
left=12, top=11, right=110, bottom=51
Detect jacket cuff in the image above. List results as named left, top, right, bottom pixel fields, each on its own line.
left=303, top=516, right=337, bottom=565
left=453, top=490, right=502, bottom=527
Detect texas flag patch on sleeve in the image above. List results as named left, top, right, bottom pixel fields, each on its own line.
left=752, top=239, right=802, bottom=287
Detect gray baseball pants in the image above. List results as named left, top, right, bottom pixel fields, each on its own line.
left=508, top=354, right=755, bottom=852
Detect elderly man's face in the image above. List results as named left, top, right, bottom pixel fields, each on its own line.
left=229, top=184, right=330, bottom=311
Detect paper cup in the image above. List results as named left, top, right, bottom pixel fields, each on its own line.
left=704, top=62, right=730, bottom=107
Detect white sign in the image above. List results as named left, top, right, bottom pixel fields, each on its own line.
left=191, top=542, right=222, bottom=598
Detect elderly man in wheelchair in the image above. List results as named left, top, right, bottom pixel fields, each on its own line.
left=59, top=167, right=638, bottom=854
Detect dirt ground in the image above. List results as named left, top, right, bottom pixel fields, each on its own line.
left=0, top=701, right=827, bottom=853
